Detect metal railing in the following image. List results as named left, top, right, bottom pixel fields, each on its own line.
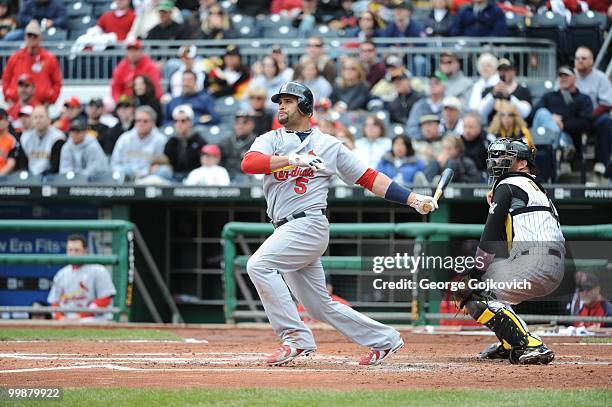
left=222, top=222, right=612, bottom=325
left=0, top=37, right=556, bottom=84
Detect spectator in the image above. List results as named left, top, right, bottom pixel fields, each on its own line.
left=128, top=0, right=183, bottom=41
left=359, top=40, right=386, bottom=89
left=165, top=70, right=220, bottom=125
left=438, top=52, right=472, bottom=102
left=478, top=58, right=532, bottom=122
left=163, top=104, right=205, bottom=181
left=59, top=120, right=109, bottom=180
left=2, top=20, right=62, bottom=105
left=296, top=36, right=337, bottom=85
left=197, top=3, right=236, bottom=40
left=0, top=0, right=16, bottom=40
left=586, top=0, right=612, bottom=18
left=146, top=0, right=183, bottom=40
left=334, top=124, right=355, bottom=150
left=47, top=234, right=117, bottom=322
left=271, top=0, right=303, bottom=15
left=184, top=144, right=230, bottom=186
left=450, top=0, right=507, bottom=37
left=574, top=274, right=612, bottom=328
left=20, top=105, right=65, bottom=176
left=371, top=55, right=410, bottom=103
left=468, top=53, right=499, bottom=112
left=0, top=108, right=18, bottom=176
left=293, top=60, right=333, bottom=103
left=236, top=0, right=269, bottom=16
left=219, top=110, right=257, bottom=182
left=111, top=39, right=162, bottom=102
left=376, top=134, right=425, bottom=185
left=110, top=106, right=168, bottom=181
left=487, top=100, right=535, bottom=147
left=406, top=72, right=446, bottom=139
left=269, top=45, right=294, bottom=83
left=292, top=0, right=320, bottom=38
left=4, top=0, right=68, bottom=41
left=95, top=0, right=135, bottom=41
left=573, top=46, right=612, bottom=178
left=388, top=71, right=422, bottom=124
left=246, top=87, right=274, bottom=136
left=52, top=97, right=87, bottom=133
left=532, top=66, right=593, bottom=163
left=6, top=74, right=41, bottom=123
left=348, top=10, right=382, bottom=41
left=248, top=56, right=290, bottom=110
left=461, top=111, right=488, bottom=172
left=442, top=96, right=464, bottom=136
left=424, top=135, right=482, bottom=183
left=412, top=114, right=444, bottom=162
left=133, top=74, right=163, bottom=126
left=424, top=0, right=453, bottom=37
left=12, top=105, right=34, bottom=138
left=104, top=95, right=136, bottom=156
left=328, top=0, right=358, bottom=31
left=354, top=115, right=392, bottom=167
left=330, top=57, right=371, bottom=112
left=205, top=45, right=251, bottom=98
left=380, top=1, right=427, bottom=76
left=168, top=45, right=205, bottom=98
left=316, top=115, right=337, bottom=137
left=85, top=98, right=110, bottom=147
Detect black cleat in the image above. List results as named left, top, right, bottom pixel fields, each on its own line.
left=509, top=344, right=555, bottom=365
left=478, top=342, right=510, bottom=360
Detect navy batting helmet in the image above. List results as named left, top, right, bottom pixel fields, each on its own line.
left=486, top=138, right=537, bottom=184
left=271, top=82, right=314, bottom=117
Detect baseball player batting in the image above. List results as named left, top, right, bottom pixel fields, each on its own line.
left=241, top=82, right=438, bottom=366
left=455, top=139, right=565, bottom=364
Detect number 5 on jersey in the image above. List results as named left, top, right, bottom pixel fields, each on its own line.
left=294, top=177, right=309, bottom=194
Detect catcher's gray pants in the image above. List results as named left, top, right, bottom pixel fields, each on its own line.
left=247, top=214, right=400, bottom=350
left=483, top=249, right=565, bottom=305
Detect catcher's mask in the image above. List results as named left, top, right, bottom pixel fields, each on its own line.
left=486, top=138, right=537, bottom=185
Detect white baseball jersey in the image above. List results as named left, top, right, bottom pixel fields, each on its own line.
left=497, top=174, right=565, bottom=257
left=47, top=265, right=117, bottom=318
left=248, top=127, right=367, bottom=220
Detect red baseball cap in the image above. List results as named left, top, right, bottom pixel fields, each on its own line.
left=64, top=96, right=81, bottom=108
left=126, top=39, right=142, bottom=50
left=201, top=144, right=221, bottom=158
left=17, top=73, right=34, bottom=85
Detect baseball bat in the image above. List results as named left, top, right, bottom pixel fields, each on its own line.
left=422, top=168, right=455, bottom=213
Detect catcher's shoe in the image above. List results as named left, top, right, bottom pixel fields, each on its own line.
left=266, top=345, right=315, bottom=366
left=359, top=338, right=404, bottom=366
left=509, top=344, right=555, bottom=365
left=478, top=342, right=511, bottom=360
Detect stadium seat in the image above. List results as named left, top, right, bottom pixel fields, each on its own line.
left=93, top=1, right=114, bottom=18
left=68, top=15, right=96, bottom=39
left=199, top=124, right=233, bottom=144
left=263, top=25, right=299, bottom=39
left=215, top=96, right=241, bottom=118
left=67, top=2, right=94, bottom=18
left=505, top=11, right=525, bottom=37
left=231, top=14, right=255, bottom=32
left=567, top=11, right=607, bottom=55
left=532, top=126, right=559, bottom=183
left=43, top=27, right=68, bottom=41
left=257, top=14, right=292, bottom=29
left=314, top=25, right=342, bottom=39
left=526, top=12, right=567, bottom=59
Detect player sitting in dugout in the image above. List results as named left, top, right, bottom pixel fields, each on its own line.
left=47, top=234, right=117, bottom=322
left=454, top=139, right=565, bottom=365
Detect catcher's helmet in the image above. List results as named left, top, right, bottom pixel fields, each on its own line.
left=271, top=82, right=314, bottom=117
left=486, top=138, right=537, bottom=184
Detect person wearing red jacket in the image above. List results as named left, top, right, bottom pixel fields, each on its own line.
left=96, top=0, right=135, bottom=41
left=111, top=39, right=162, bottom=102
left=6, top=74, right=41, bottom=121
left=1, top=20, right=62, bottom=105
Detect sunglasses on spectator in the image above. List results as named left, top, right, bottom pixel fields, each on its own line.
left=360, top=47, right=375, bottom=52
left=174, top=118, right=190, bottom=123
left=210, top=10, right=223, bottom=15
left=440, top=59, right=454, bottom=64
left=307, top=43, right=323, bottom=48
left=26, top=33, right=39, bottom=38
left=249, top=96, right=265, bottom=100
left=574, top=56, right=589, bottom=60
left=500, top=113, right=516, bottom=118
left=135, top=118, right=152, bottom=123
left=18, top=82, right=33, bottom=87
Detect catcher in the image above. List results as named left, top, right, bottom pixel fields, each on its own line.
left=455, top=139, right=565, bottom=364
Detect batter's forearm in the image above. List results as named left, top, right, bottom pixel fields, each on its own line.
left=357, top=169, right=418, bottom=206
left=242, top=151, right=291, bottom=174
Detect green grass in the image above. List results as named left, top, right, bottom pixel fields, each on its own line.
left=7, top=388, right=610, bottom=407
left=0, top=327, right=183, bottom=341
left=582, top=337, right=612, bottom=344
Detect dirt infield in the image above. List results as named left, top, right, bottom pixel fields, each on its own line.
left=0, top=326, right=610, bottom=390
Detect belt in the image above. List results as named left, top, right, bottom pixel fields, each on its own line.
left=520, top=248, right=562, bottom=259
left=272, top=209, right=326, bottom=229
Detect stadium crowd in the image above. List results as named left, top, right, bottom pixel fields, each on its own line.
left=0, top=0, right=610, bottom=186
